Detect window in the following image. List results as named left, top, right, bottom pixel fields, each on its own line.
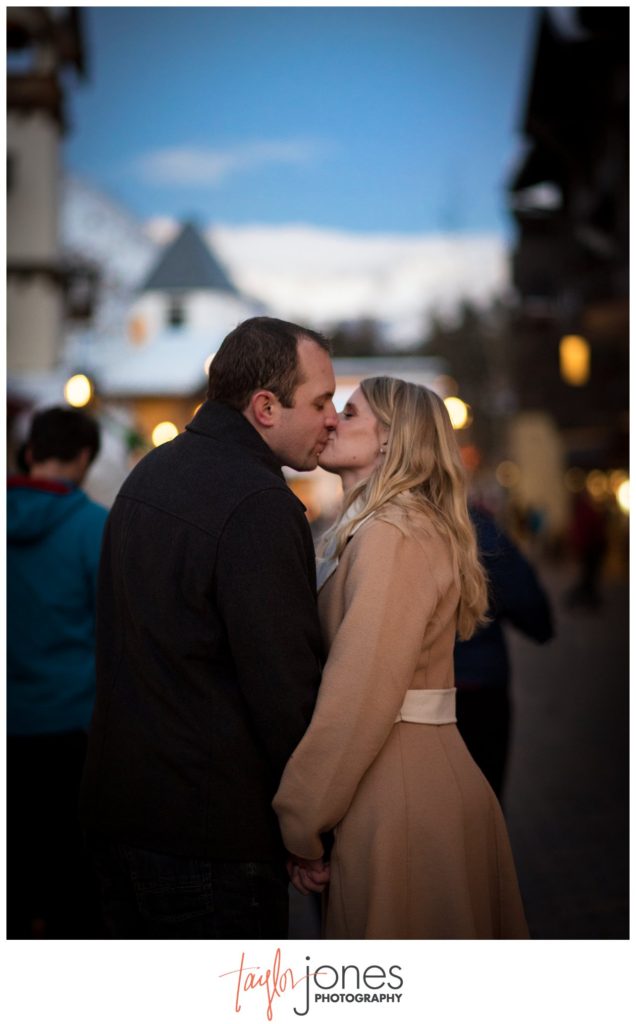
left=167, top=296, right=186, bottom=329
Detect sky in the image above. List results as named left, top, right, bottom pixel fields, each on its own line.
left=63, top=6, right=537, bottom=237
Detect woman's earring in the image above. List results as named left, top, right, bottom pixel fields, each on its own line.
left=379, top=444, right=387, bottom=455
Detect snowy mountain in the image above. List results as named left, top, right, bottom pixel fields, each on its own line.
left=61, top=175, right=158, bottom=339
left=208, top=224, right=511, bottom=346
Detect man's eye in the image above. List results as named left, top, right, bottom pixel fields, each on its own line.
left=314, top=403, right=325, bottom=411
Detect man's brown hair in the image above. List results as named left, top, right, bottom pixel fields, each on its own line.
left=207, top=316, right=331, bottom=410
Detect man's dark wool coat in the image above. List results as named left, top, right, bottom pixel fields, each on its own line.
left=80, top=400, right=324, bottom=862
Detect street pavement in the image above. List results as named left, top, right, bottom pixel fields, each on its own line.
left=504, top=559, right=629, bottom=939
left=289, top=558, right=630, bottom=940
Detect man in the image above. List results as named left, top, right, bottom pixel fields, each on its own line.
left=80, top=317, right=337, bottom=938
left=7, top=406, right=108, bottom=937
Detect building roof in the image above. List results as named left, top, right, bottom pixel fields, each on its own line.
left=139, top=221, right=239, bottom=295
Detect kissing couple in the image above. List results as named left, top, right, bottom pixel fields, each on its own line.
left=81, top=316, right=528, bottom=940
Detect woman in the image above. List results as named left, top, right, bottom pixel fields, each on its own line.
left=273, top=378, right=528, bottom=939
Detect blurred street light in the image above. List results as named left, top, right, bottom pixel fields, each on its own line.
left=586, top=470, right=608, bottom=500
left=559, top=334, right=590, bottom=386
left=496, top=460, right=521, bottom=488
left=444, top=396, right=471, bottom=430
left=616, top=480, right=629, bottom=515
left=129, top=315, right=148, bottom=346
left=152, top=421, right=179, bottom=447
left=64, top=373, right=93, bottom=408
left=609, top=469, right=629, bottom=494
left=460, top=444, right=481, bottom=471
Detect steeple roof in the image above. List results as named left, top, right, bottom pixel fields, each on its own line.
left=140, top=221, right=238, bottom=294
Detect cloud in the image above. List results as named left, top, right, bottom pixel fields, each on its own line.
left=133, top=139, right=329, bottom=187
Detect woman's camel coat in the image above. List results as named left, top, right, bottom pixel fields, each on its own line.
left=273, top=504, right=529, bottom=939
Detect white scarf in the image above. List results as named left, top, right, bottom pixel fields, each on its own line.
left=315, top=499, right=374, bottom=593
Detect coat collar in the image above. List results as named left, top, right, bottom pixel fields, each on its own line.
left=185, top=400, right=284, bottom=478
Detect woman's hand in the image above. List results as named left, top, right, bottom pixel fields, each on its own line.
left=287, top=855, right=330, bottom=895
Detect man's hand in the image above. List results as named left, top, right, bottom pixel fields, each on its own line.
left=287, top=855, right=330, bottom=895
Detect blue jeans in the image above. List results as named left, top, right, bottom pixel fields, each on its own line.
left=88, top=835, right=289, bottom=939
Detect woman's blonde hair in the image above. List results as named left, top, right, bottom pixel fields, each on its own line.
left=323, top=377, right=488, bottom=639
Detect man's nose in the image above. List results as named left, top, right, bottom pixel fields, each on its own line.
left=324, top=401, right=338, bottom=429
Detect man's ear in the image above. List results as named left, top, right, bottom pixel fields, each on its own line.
left=248, top=390, right=280, bottom=429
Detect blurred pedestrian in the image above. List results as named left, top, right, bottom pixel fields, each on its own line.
left=7, top=406, right=108, bottom=938
left=565, top=490, right=608, bottom=609
left=455, top=503, right=554, bottom=800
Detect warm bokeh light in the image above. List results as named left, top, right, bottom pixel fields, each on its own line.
left=444, top=396, right=471, bottom=430
left=128, top=315, right=148, bottom=346
left=559, top=334, right=590, bottom=386
left=609, top=469, right=628, bottom=494
left=460, top=445, right=481, bottom=472
left=64, top=373, right=93, bottom=408
left=152, top=421, right=179, bottom=447
left=204, top=353, right=215, bottom=376
left=616, top=480, right=629, bottom=514
left=495, top=460, right=521, bottom=488
left=564, top=467, right=587, bottom=493
left=585, top=470, right=608, bottom=500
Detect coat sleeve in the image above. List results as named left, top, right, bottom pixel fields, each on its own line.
left=215, top=487, right=324, bottom=786
left=273, top=519, right=441, bottom=859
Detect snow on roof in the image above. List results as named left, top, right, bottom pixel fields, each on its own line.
left=64, top=293, right=258, bottom=398
left=95, top=331, right=219, bottom=397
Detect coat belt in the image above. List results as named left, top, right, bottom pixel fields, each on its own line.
left=394, top=688, right=456, bottom=724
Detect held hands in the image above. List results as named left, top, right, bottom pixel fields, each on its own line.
left=287, top=855, right=330, bottom=895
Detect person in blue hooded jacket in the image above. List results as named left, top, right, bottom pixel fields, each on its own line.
left=7, top=405, right=108, bottom=937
